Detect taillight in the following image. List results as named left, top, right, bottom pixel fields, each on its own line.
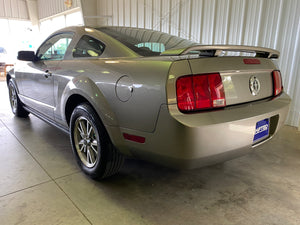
left=272, top=70, right=283, bottom=96
left=176, top=73, right=226, bottom=112
left=176, top=76, right=195, bottom=111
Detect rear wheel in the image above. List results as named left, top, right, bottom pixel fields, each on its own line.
left=8, top=80, right=29, bottom=117
left=70, top=103, right=124, bottom=179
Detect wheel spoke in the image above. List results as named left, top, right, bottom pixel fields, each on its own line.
left=79, top=120, right=87, bottom=135
left=9, top=86, right=18, bottom=111
left=74, top=116, right=99, bottom=168
left=90, top=147, right=96, bottom=163
left=78, top=140, right=85, bottom=152
left=77, top=126, right=83, bottom=136
left=86, top=121, right=90, bottom=136
left=79, top=144, right=85, bottom=152
left=86, top=149, right=90, bottom=164
left=90, top=143, right=98, bottom=155
left=84, top=145, right=87, bottom=153
left=87, top=123, right=93, bottom=137
left=91, top=139, right=98, bottom=147
left=87, top=148, right=94, bottom=164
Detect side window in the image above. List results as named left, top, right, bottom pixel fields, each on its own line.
left=37, top=33, right=73, bottom=60
left=135, top=42, right=165, bottom=53
left=73, top=35, right=105, bottom=58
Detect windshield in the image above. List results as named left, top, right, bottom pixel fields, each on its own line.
left=97, top=27, right=195, bottom=56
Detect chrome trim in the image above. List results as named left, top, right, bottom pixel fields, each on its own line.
left=19, top=94, right=55, bottom=110
left=249, top=76, right=261, bottom=96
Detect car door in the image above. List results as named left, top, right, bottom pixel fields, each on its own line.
left=18, top=33, right=73, bottom=120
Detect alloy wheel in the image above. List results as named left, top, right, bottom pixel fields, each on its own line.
left=9, top=84, right=17, bottom=113
left=73, top=116, right=99, bottom=168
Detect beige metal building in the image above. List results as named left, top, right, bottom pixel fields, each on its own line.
left=0, top=0, right=300, bottom=224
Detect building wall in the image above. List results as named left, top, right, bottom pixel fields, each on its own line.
left=95, top=0, right=300, bottom=127
left=38, top=0, right=81, bottom=19
left=0, top=0, right=29, bottom=19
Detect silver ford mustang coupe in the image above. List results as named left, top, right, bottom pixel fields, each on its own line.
left=7, top=26, right=291, bottom=179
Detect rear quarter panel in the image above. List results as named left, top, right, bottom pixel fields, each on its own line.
left=55, top=57, right=174, bottom=133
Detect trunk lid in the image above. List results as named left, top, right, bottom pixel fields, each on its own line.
left=187, top=57, right=276, bottom=106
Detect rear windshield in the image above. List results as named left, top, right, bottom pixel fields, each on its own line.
left=97, top=27, right=195, bottom=56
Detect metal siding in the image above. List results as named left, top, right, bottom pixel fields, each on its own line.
left=111, top=0, right=118, bottom=26
left=280, top=1, right=300, bottom=126
left=118, top=0, right=124, bottom=26
left=131, top=0, right=137, bottom=27
left=0, top=0, right=29, bottom=19
left=169, top=0, right=180, bottom=36
left=18, top=0, right=28, bottom=19
left=106, top=0, right=113, bottom=26
left=243, top=0, right=260, bottom=46
left=144, top=0, right=152, bottom=29
left=160, top=0, right=169, bottom=33
left=0, top=0, right=4, bottom=17
left=152, top=0, right=160, bottom=31
left=214, top=0, right=229, bottom=44
left=179, top=0, right=190, bottom=39
left=124, top=0, right=131, bottom=26
left=11, top=0, right=19, bottom=18
left=190, top=0, right=203, bottom=43
left=4, top=0, right=12, bottom=18
left=98, top=0, right=111, bottom=25
left=38, top=0, right=81, bottom=19
left=94, top=0, right=299, bottom=127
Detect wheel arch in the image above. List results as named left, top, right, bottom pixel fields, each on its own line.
left=6, top=73, right=11, bottom=86
left=64, top=94, right=89, bottom=126
left=64, top=92, right=118, bottom=128
left=64, top=92, right=128, bottom=155
left=61, top=77, right=119, bottom=127
left=61, top=76, right=126, bottom=153
left=6, top=73, right=21, bottom=95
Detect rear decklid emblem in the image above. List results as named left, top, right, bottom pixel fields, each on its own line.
left=249, top=76, right=260, bottom=96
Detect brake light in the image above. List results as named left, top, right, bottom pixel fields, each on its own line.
left=176, top=73, right=226, bottom=112
left=176, top=76, right=195, bottom=111
left=272, top=70, right=283, bottom=96
left=243, top=59, right=261, bottom=64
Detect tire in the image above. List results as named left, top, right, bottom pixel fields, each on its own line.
left=69, top=103, right=124, bottom=180
left=8, top=80, right=29, bottom=118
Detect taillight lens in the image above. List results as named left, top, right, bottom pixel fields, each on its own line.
left=176, top=73, right=226, bottom=112
left=272, top=70, right=283, bottom=96
left=176, top=76, right=195, bottom=111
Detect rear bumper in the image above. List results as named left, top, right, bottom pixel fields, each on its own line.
left=113, top=92, right=291, bottom=169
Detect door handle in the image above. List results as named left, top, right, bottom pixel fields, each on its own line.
left=44, top=70, right=52, bottom=78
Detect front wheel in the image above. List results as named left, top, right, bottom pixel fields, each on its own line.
left=70, top=103, right=124, bottom=179
left=8, top=80, right=29, bottom=117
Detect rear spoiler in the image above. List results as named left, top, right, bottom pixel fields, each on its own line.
left=161, top=45, right=280, bottom=59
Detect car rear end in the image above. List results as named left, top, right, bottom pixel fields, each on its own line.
left=97, top=27, right=290, bottom=169
left=129, top=47, right=290, bottom=169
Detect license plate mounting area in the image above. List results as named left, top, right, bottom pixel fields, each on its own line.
left=253, top=119, right=270, bottom=143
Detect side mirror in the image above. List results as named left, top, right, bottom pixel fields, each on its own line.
left=17, top=51, right=36, bottom=61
